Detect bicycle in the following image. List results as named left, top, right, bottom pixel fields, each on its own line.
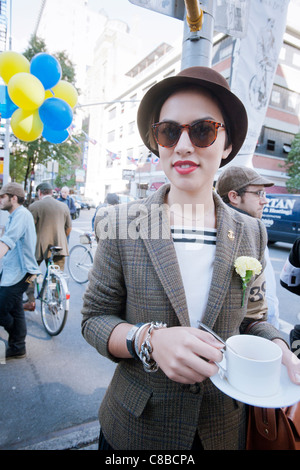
left=67, top=232, right=95, bottom=284
left=36, top=246, right=70, bottom=336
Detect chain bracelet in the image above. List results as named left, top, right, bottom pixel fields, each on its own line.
left=139, top=321, right=167, bottom=373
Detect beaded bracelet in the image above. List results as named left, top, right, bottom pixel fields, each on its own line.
left=139, top=322, right=167, bottom=373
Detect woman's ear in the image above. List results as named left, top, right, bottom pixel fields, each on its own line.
left=221, top=143, right=232, bottom=163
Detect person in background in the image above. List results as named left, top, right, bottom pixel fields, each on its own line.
left=81, top=67, right=300, bottom=451
left=92, top=193, right=120, bottom=232
left=216, top=165, right=280, bottom=328
left=280, top=237, right=300, bottom=356
left=0, top=183, right=40, bottom=359
left=57, top=186, right=77, bottom=220
left=23, top=182, right=72, bottom=311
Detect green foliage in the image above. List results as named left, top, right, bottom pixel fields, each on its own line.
left=283, top=133, right=300, bottom=193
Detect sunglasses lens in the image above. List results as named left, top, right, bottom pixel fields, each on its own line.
left=154, top=122, right=181, bottom=147
left=191, top=121, right=216, bottom=147
left=153, top=121, right=220, bottom=148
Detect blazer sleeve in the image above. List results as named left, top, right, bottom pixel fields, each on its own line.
left=81, top=210, right=127, bottom=362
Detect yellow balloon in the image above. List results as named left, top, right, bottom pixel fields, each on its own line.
left=51, top=80, right=78, bottom=108
left=45, top=89, right=55, bottom=99
left=0, top=51, right=30, bottom=84
left=11, top=108, right=43, bottom=142
left=8, top=72, right=45, bottom=110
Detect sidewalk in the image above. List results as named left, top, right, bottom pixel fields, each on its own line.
left=9, top=420, right=100, bottom=450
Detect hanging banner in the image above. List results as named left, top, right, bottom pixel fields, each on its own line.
left=230, top=0, right=290, bottom=167
left=214, top=0, right=250, bottom=38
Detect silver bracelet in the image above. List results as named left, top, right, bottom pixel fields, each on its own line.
left=134, top=323, right=150, bottom=358
left=139, top=322, right=167, bottom=373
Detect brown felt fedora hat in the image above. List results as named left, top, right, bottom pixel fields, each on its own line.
left=137, top=66, right=248, bottom=167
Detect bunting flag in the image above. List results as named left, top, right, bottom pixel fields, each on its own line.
left=127, top=155, right=139, bottom=165
left=106, top=149, right=120, bottom=160
left=230, top=0, right=290, bottom=167
left=82, top=130, right=97, bottom=145
left=151, top=155, right=159, bottom=165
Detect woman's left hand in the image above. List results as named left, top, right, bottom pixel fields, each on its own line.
left=273, top=338, right=300, bottom=384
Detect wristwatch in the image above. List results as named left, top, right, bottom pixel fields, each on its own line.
left=126, top=323, right=144, bottom=359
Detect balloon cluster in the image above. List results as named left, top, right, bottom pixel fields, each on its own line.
left=0, top=51, right=78, bottom=144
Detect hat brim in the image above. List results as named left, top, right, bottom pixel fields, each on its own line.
left=137, top=74, right=248, bottom=167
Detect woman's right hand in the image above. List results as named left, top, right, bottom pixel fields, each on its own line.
left=149, top=326, right=224, bottom=384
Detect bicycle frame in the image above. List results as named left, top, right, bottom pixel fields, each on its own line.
left=37, top=263, right=70, bottom=308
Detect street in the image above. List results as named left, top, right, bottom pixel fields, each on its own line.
left=0, top=208, right=298, bottom=450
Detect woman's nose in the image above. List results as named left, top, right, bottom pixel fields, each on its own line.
left=174, top=128, right=194, bottom=153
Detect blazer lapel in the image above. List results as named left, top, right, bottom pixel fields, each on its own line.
left=202, top=192, right=244, bottom=328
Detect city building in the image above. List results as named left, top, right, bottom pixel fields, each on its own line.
left=84, top=2, right=300, bottom=202
left=2, top=1, right=299, bottom=202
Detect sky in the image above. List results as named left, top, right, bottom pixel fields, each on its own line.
left=8, top=0, right=185, bottom=53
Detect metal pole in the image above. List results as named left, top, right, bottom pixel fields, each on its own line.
left=181, top=0, right=215, bottom=69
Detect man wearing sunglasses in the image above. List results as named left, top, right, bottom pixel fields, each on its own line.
left=216, top=165, right=279, bottom=328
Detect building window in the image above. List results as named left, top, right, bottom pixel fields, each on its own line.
left=109, top=107, right=116, bottom=120
left=292, top=52, right=300, bottom=68
left=107, top=130, right=115, bottom=143
left=128, top=121, right=135, bottom=135
left=279, top=46, right=286, bottom=61
left=271, top=90, right=280, bottom=105
left=288, top=93, right=297, bottom=110
left=267, top=139, right=275, bottom=151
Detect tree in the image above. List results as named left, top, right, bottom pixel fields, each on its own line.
left=283, top=132, right=300, bottom=193
left=9, top=35, right=84, bottom=199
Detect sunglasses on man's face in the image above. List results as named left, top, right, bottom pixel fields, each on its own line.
left=151, top=119, right=226, bottom=149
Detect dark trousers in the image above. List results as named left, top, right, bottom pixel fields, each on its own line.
left=0, top=274, right=29, bottom=352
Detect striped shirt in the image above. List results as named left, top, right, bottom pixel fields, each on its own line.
left=171, top=226, right=217, bottom=327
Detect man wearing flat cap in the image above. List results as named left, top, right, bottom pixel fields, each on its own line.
left=0, top=182, right=40, bottom=359
left=216, top=165, right=280, bottom=328
left=23, top=182, right=72, bottom=311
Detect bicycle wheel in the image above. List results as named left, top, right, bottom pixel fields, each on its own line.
left=68, top=244, right=93, bottom=283
left=41, top=270, right=69, bottom=336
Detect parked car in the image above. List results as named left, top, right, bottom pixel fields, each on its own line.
left=73, top=195, right=90, bottom=209
left=81, top=196, right=96, bottom=208
left=262, top=194, right=300, bottom=244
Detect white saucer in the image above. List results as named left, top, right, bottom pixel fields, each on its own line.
left=210, top=363, right=300, bottom=408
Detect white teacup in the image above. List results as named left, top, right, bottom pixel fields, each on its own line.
left=218, top=335, right=282, bottom=397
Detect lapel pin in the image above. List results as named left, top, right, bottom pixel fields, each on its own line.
left=227, top=230, right=235, bottom=241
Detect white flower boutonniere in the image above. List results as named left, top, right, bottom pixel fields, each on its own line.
left=234, top=256, right=262, bottom=306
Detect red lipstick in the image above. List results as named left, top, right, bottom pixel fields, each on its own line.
left=173, top=160, right=198, bottom=175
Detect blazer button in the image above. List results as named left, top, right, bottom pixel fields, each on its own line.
left=189, top=383, right=201, bottom=394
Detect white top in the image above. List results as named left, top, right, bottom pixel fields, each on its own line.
left=171, top=226, right=216, bottom=327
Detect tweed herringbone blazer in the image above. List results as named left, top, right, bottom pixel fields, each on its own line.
left=81, top=184, right=281, bottom=450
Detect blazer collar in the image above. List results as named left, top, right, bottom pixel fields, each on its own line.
left=137, top=185, right=245, bottom=327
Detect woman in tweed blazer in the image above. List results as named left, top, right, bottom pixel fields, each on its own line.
left=81, top=67, right=300, bottom=450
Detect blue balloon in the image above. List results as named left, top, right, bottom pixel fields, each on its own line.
left=42, top=125, right=69, bottom=144
left=0, top=85, right=18, bottom=118
left=30, top=53, right=62, bottom=90
left=39, top=97, right=73, bottom=131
